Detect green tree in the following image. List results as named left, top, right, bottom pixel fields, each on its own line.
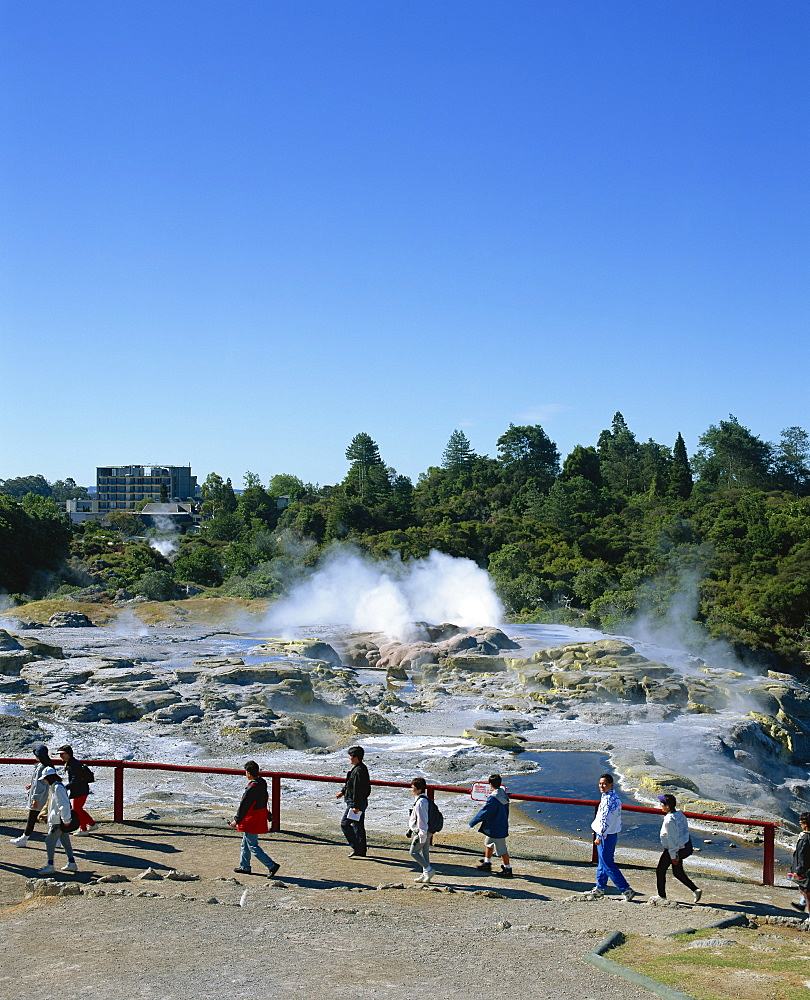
left=0, top=475, right=52, bottom=499
left=134, top=569, right=177, bottom=601
left=597, top=412, right=642, bottom=496
left=103, top=510, right=142, bottom=538
left=344, top=432, right=387, bottom=498
left=269, top=474, right=306, bottom=500
left=496, top=424, right=560, bottom=489
left=692, top=415, right=772, bottom=491
left=560, top=445, right=602, bottom=486
left=442, top=430, right=476, bottom=474
left=772, top=426, right=810, bottom=494
left=174, top=543, right=224, bottom=587
left=669, top=432, right=693, bottom=500
left=200, top=473, right=238, bottom=518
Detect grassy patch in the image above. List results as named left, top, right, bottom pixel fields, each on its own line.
left=0, top=599, right=118, bottom=625
left=610, top=926, right=810, bottom=1000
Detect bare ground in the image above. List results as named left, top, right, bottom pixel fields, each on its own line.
left=0, top=811, right=801, bottom=1000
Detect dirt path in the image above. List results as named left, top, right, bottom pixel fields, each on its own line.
left=0, top=815, right=799, bottom=1000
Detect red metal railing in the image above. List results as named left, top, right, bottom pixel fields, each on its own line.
left=0, top=757, right=780, bottom=885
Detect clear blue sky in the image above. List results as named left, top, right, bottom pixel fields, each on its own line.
left=1, top=1, right=807, bottom=489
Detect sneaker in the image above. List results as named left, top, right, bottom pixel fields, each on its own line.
left=233, top=867, right=251, bottom=875
left=422, top=869, right=434, bottom=884
left=348, top=851, right=366, bottom=858
left=622, top=888, right=640, bottom=902
left=38, top=864, right=56, bottom=874
left=74, top=829, right=91, bottom=837
left=582, top=887, right=605, bottom=899
left=9, top=835, right=28, bottom=847
left=648, top=895, right=667, bottom=903
left=413, top=874, right=427, bottom=882
left=267, top=863, right=280, bottom=878
left=61, top=862, right=78, bottom=872
left=693, top=888, right=702, bottom=904
left=475, top=861, right=492, bottom=872
left=790, top=901, right=806, bottom=913
left=496, top=866, right=514, bottom=878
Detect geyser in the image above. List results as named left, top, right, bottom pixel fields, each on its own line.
left=263, top=547, right=503, bottom=640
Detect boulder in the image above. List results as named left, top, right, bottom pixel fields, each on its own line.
left=15, top=637, right=64, bottom=659
left=0, top=650, right=34, bottom=675
left=47, top=612, right=95, bottom=628
left=0, top=630, right=24, bottom=650
left=349, top=711, right=398, bottom=735
left=442, top=656, right=509, bottom=673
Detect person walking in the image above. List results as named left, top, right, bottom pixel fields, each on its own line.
left=788, top=811, right=810, bottom=913
left=408, top=777, right=435, bottom=883
left=229, top=761, right=280, bottom=877
left=10, top=744, right=53, bottom=848
left=335, top=746, right=370, bottom=858
left=649, top=793, right=702, bottom=904
left=583, top=773, right=639, bottom=901
left=56, top=744, right=97, bottom=835
left=39, top=768, right=79, bottom=874
left=469, top=774, right=513, bottom=878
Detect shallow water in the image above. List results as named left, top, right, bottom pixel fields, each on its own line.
left=507, top=750, right=788, bottom=866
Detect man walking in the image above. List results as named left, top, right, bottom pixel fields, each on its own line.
left=584, top=773, right=639, bottom=901
left=469, top=774, right=513, bottom=878
left=336, top=746, right=370, bottom=858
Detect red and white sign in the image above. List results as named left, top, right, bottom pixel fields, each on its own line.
left=470, top=782, right=491, bottom=802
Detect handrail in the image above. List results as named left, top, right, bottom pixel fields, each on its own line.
left=0, top=756, right=780, bottom=885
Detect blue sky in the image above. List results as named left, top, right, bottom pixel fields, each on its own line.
left=1, top=1, right=807, bottom=489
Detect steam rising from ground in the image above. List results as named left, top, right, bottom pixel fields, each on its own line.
left=264, top=548, right=503, bottom=640
left=148, top=515, right=180, bottom=561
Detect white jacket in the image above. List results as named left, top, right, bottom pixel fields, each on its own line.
left=46, top=782, right=72, bottom=827
left=659, top=810, right=690, bottom=859
left=409, top=795, right=429, bottom=842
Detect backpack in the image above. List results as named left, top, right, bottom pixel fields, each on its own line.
left=80, top=763, right=95, bottom=784
left=415, top=794, right=444, bottom=834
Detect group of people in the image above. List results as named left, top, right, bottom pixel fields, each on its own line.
left=8, top=743, right=97, bottom=874
left=9, top=744, right=810, bottom=912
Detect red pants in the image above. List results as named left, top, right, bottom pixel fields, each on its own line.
left=71, top=795, right=94, bottom=831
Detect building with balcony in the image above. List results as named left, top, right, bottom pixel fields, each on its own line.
left=96, top=465, right=198, bottom=513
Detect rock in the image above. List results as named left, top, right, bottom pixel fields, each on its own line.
left=376, top=883, right=405, bottom=890
left=0, top=714, right=48, bottom=753
left=0, top=649, right=35, bottom=674
left=463, top=731, right=526, bottom=751
left=473, top=889, right=506, bottom=899
left=137, top=868, right=165, bottom=880
left=25, top=878, right=65, bottom=898
left=164, top=870, right=200, bottom=881
left=93, top=873, right=130, bottom=883
left=15, top=637, right=64, bottom=659
left=247, top=717, right=309, bottom=748
left=349, top=711, right=398, bottom=735
left=47, top=612, right=95, bottom=628
left=442, top=656, right=509, bottom=673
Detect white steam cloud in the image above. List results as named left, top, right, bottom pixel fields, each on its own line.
left=264, top=548, right=503, bottom=640
left=148, top=515, right=180, bottom=561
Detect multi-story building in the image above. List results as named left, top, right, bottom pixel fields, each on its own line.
left=96, top=465, right=198, bottom=513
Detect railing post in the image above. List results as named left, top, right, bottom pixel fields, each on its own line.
left=591, top=805, right=598, bottom=864
left=270, top=774, right=281, bottom=832
left=763, top=824, right=775, bottom=886
left=113, top=764, right=124, bottom=823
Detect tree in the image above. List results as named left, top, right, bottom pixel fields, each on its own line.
left=669, top=433, right=693, bottom=500
left=772, top=426, right=810, bottom=494
left=692, top=415, right=772, bottom=490
left=441, top=430, right=475, bottom=474
left=159, top=483, right=169, bottom=502
left=243, top=471, right=262, bottom=490
left=103, top=510, right=142, bottom=537
left=560, top=445, right=602, bottom=486
left=597, top=412, right=642, bottom=495
left=269, top=474, right=306, bottom=500
left=200, top=472, right=238, bottom=518
left=496, top=424, right=560, bottom=489
left=344, top=432, right=385, bottom=497
left=0, top=475, right=52, bottom=499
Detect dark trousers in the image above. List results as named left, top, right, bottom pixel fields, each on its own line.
left=24, top=808, right=39, bottom=837
left=340, top=804, right=367, bottom=855
left=656, top=849, right=698, bottom=897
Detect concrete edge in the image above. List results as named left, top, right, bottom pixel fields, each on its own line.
left=582, top=914, right=749, bottom=1000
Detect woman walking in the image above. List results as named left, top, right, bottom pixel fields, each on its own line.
left=39, top=768, right=79, bottom=874
left=229, top=761, right=280, bottom=878
left=9, top=744, right=53, bottom=848
left=57, top=744, right=97, bottom=835
left=650, top=793, right=701, bottom=904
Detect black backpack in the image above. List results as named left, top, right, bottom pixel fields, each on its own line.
left=415, top=794, right=444, bottom=834
left=61, top=808, right=81, bottom=833
left=80, top=762, right=95, bottom=784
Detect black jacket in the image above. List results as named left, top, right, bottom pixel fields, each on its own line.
left=793, top=831, right=810, bottom=879
left=341, top=763, right=371, bottom=810
left=63, top=759, right=91, bottom=799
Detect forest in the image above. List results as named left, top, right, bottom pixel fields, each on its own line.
left=2, top=414, right=809, bottom=668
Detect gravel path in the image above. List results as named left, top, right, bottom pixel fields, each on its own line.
left=0, top=814, right=797, bottom=1000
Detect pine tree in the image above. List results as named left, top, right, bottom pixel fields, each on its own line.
left=669, top=432, right=693, bottom=499
left=441, top=430, right=475, bottom=473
